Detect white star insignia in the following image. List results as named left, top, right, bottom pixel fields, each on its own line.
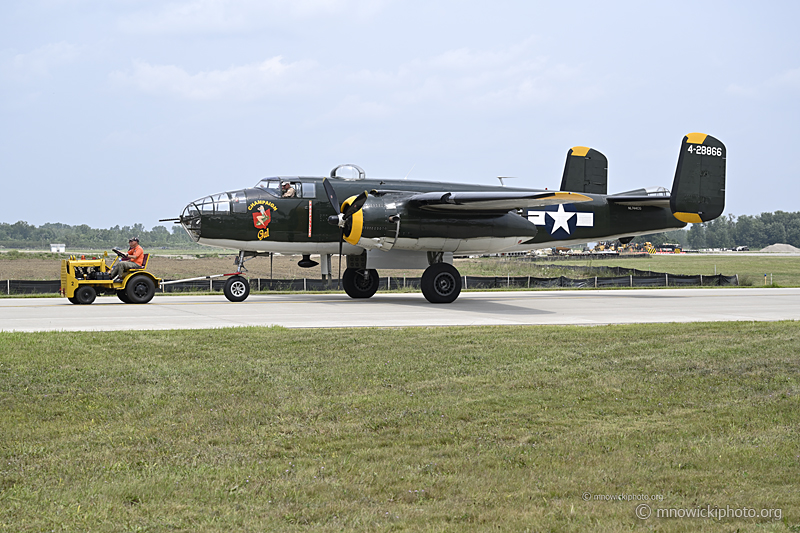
left=547, top=204, right=575, bottom=234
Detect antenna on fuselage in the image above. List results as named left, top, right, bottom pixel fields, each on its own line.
left=497, top=176, right=518, bottom=187
left=404, top=164, right=416, bottom=180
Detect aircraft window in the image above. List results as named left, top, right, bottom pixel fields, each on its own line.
left=230, top=190, right=248, bottom=213
left=213, top=193, right=230, bottom=214
left=644, top=187, right=670, bottom=197
left=301, top=182, right=316, bottom=198
left=256, top=178, right=282, bottom=197
left=281, top=181, right=300, bottom=198
left=199, top=196, right=214, bottom=214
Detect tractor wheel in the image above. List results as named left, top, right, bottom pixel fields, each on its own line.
left=117, top=290, right=131, bottom=303
left=68, top=296, right=80, bottom=305
left=223, top=276, right=250, bottom=302
left=421, top=263, right=462, bottom=303
left=342, top=268, right=379, bottom=299
left=75, top=285, right=97, bottom=305
left=125, top=274, right=155, bottom=304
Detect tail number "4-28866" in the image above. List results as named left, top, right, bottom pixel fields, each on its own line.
left=688, top=144, right=723, bottom=156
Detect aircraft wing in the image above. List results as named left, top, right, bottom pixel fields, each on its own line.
left=406, top=190, right=592, bottom=211
left=605, top=195, right=671, bottom=208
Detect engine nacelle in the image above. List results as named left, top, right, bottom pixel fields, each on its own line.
left=342, top=196, right=399, bottom=250
left=341, top=193, right=539, bottom=253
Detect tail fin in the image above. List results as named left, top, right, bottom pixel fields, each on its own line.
left=560, top=146, right=608, bottom=195
left=670, top=133, right=726, bottom=223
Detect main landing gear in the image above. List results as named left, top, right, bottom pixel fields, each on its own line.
left=420, top=262, right=462, bottom=304
left=342, top=268, right=379, bottom=299
left=221, top=250, right=463, bottom=304
left=340, top=252, right=462, bottom=304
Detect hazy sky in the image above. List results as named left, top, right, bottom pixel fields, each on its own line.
left=2, top=0, right=798, bottom=231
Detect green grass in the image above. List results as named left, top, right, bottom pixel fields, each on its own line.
left=457, top=254, right=800, bottom=287
left=1, top=323, right=798, bottom=531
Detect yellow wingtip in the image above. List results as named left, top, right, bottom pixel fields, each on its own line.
left=685, top=133, right=708, bottom=145
left=674, top=212, right=703, bottom=224
left=570, top=146, right=591, bottom=157
left=553, top=191, right=592, bottom=202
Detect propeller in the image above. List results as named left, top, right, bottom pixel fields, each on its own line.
left=322, top=178, right=369, bottom=287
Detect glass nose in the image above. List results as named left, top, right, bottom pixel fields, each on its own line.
left=180, top=202, right=202, bottom=241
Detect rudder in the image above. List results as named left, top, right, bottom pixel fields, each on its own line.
left=560, top=146, right=608, bottom=195
left=670, top=133, right=726, bottom=223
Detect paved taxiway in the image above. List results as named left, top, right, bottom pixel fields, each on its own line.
left=1, top=288, right=798, bottom=332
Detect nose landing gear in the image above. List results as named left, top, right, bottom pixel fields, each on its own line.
left=224, top=275, right=250, bottom=302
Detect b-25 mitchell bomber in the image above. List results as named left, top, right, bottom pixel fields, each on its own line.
left=172, top=133, right=725, bottom=303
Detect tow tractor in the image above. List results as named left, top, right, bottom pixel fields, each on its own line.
left=59, top=249, right=252, bottom=304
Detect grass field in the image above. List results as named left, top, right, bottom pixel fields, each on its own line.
left=457, top=254, right=800, bottom=287
left=2, top=253, right=799, bottom=288
left=1, top=323, right=798, bottom=531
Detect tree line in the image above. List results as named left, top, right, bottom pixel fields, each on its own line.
left=634, top=211, right=800, bottom=249
left=0, top=221, right=200, bottom=250
left=2, top=210, right=799, bottom=251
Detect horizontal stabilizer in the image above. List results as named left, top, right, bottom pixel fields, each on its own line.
left=606, top=195, right=671, bottom=208
left=560, top=146, right=608, bottom=195
left=409, top=190, right=592, bottom=211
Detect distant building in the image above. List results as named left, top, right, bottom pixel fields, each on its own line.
left=50, top=244, right=66, bottom=253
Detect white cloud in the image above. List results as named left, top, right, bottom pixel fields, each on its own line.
left=345, top=40, right=601, bottom=110
left=119, top=0, right=390, bottom=33
left=316, top=94, right=393, bottom=123
left=110, top=38, right=604, bottom=116
left=726, top=67, right=800, bottom=98
left=110, top=56, right=316, bottom=100
left=2, top=42, right=82, bottom=80
left=769, top=67, right=800, bottom=90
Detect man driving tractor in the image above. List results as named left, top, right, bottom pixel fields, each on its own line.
left=109, top=237, right=144, bottom=281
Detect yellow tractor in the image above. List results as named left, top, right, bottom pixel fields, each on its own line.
left=60, top=250, right=160, bottom=304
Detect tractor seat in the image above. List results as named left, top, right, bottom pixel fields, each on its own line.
left=129, top=253, right=150, bottom=271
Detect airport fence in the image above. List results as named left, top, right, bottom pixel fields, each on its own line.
left=1, top=273, right=739, bottom=295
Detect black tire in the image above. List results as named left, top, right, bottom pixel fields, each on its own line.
left=125, top=274, right=155, bottom=304
left=117, top=290, right=131, bottom=303
left=224, top=276, right=250, bottom=302
left=75, top=285, right=97, bottom=305
left=421, top=263, right=462, bottom=303
left=342, top=268, right=379, bottom=299
left=67, top=296, right=81, bottom=305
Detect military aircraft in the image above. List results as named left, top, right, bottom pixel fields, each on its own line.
left=170, top=133, right=725, bottom=303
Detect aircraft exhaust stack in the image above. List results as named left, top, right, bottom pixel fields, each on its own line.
left=670, top=133, right=726, bottom=224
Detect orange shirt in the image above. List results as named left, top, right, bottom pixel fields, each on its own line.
left=128, top=244, right=144, bottom=266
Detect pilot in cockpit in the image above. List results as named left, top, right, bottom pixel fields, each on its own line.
left=281, top=182, right=296, bottom=198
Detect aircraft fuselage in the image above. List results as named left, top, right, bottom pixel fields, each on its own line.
left=182, top=177, right=684, bottom=255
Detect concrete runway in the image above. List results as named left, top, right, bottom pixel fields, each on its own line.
left=1, top=288, right=798, bottom=332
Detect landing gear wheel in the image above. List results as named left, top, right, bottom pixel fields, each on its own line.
left=74, top=285, right=97, bottom=305
left=224, top=275, right=250, bottom=302
left=125, top=274, right=155, bottom=304
left=421, top=263, right=462, bottom=303
left=342, top=268, right=379, bottom=299
left=117, top=290, right=131, bottom=303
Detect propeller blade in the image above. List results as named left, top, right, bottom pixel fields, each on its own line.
left=338, top=231, right=343, bottom=289
left=343, top=190, right=369, bottom=218
left=322, top=178, right=340, bottom=215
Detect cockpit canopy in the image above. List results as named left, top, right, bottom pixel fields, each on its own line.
left=254, top=178, right=316, bottom=198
